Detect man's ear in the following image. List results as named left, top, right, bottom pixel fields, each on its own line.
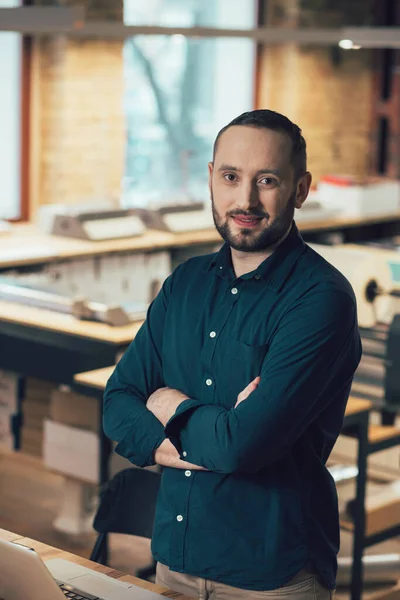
left=295, top=172, right=312, bottom=209
left=208, top=162, right=213, bottom=194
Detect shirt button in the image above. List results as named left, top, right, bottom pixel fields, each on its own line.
left=176, top=515, right=183, bottom=522
left=209, top=331, right=216, bottom=338
left=231, top=287, right=238, bottom=295
left=182, top=451, right=187, bottom=457
left=206, top=378, right=213, bottom=386
left=185, top=470, right=192, bottom=477
left=255, top=274, right=261, bottom=280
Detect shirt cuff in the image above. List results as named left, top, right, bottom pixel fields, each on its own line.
left=164, top=398, right=207, bottom=458
left=115, top=419, right=166, bottom=468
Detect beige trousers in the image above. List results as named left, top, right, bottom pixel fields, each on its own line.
left=156, top=562, right=333, bottom=600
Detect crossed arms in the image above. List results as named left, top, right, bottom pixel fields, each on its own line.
left=103, top=274, right=361, bottom=475
left=147, top=378, right=260, bottom=472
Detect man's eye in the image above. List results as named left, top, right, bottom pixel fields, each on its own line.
left=224, top=173, right=236, bottom=182
left=259, top=177, right=276, bottom=185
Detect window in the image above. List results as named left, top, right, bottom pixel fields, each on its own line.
left=122, top=0, right=257, bottom=207
left=0, top=0, right=22, bottom=219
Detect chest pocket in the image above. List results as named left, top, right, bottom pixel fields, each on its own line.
left=217, top=337, right=269, bottom=407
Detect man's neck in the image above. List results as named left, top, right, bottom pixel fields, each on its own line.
left=230, top=226, right=292, bottom=278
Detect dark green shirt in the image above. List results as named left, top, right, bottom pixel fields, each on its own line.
left=103, top=223, right=362, bottom=591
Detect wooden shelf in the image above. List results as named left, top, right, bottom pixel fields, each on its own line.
left=0, top=299, right=143, bottom=344
left=368, top=425, right=400, bottom=445
left=74, top=366, right=114, bottom=391
left=345, top=397, right=373, bottom=417
left=341, top=489, right=400, bottom=538
left=1, top=212, right=399, bottom=270
left=340, top=517, right=355, bottom=532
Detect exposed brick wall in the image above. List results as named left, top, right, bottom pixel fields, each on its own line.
left=33, top=0, right=377, bottom=207
left=257, top=0, right=374, bottom=183
left=34, top=0, right=124, bottom=206
left=370, top=1, right=400, bottom=179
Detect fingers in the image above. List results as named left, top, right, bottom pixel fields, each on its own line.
left=235, top=376, right=261, bottom=407
left=243, top=377, right=261, bottom=396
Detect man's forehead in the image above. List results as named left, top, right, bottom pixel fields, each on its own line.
left=215, top=125, right=292, bottom=166
left=218, top=125, right=290, bottom=151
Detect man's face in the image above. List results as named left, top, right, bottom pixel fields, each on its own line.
left=209, top=126, right=310, bottom=253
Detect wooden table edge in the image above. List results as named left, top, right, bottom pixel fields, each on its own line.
left=0, top=531, right=194, bottom=599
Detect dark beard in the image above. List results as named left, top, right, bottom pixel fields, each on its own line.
left=211, top=190, right=296, bottom=253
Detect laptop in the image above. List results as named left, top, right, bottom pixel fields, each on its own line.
left=0, top=537, right=165, bottom=600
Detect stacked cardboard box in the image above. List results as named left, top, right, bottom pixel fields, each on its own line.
left=49, top=388, right=99, bottom=433
left=0, top=412, right=13, bottom=451
left=0, top=370, right=21, bottom=451
left=44, top=387, right=100, bottom=483
left=21, top=378, right=56, bottom=457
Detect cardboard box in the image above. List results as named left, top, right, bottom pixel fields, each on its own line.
left=318, top=178, right=400, bottom=218
left=0, top=410, right=12, bottom=437
left=347, top=481, right=400, bottom=537
left=50, top=389, right=99, bottom=433
left=0, top=433, right=14, bottom=451
left=43, top=419, right=99, bottom=484
left=0, top=370, right=20, bottom=414
left=21, top=378, right=55, bottom=457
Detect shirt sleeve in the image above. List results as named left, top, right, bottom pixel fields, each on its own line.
left=165, top=288, right=362, bottom=474
left=103, top=272, right=174, bottom=468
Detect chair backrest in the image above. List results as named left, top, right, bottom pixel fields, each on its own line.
left=93, top=468, right=161, bottom=539
left=385, top=314, right=400, bottom=406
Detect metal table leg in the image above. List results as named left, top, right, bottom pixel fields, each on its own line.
left=98, top=397, right=111, bottom=486
left=350, top=411, right=369, bottom=600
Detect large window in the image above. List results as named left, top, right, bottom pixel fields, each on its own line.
left=122, top=0, right=257, bottom=207
left=0, top=0, right=22, bottom=219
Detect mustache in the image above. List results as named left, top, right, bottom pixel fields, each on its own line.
left=227, top=209, right=269, bottom=219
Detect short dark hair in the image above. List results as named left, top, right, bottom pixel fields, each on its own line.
left=213, top=109, right=307, bottom=180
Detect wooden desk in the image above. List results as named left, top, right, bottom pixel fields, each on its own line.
left=344, top=397, right=373, bottom=418
left=75, top=365, right=115, bottom=390
left=0, top=304, right=140, bottom=399
left=1, top=211, right=399, bottom=270
left=0, top=224, right=178, bottom=270
left=0, top=529, right=23, bottom=543
left=0, top=529, right=193, bottom=599
left=0, top=299, right=142, bottom=344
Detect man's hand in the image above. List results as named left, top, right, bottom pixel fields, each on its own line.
left=154, top=438, right=207, bottom=471
left=147, top=387, right=188, bottom=426
left=235, top=376, right=261, bottom=408
left=147, top=377, right=260, bottom=426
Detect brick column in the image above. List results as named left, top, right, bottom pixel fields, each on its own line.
left=257, top=0, right=374, bottom=183
left=34, top=0, right=125, bottom=206
left=370, top=0, right=400, bottom=178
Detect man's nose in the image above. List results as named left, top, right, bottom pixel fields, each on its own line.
left=235, top=181, right=259, bottom=211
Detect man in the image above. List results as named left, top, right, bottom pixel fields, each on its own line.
left=103, top=109, right=362, bottom=599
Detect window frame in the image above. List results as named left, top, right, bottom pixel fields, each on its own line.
left=3, top=0, right=31, bottom=222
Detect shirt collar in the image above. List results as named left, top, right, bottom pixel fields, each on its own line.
left=206, top=221, right=306, bottom=292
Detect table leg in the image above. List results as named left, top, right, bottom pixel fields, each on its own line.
left=350, top=411, right=369, bottom=600
left=98, top=397, right=111, bottom=486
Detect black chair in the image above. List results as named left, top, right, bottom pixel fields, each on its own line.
left=90, top=467, right=161, bottom=580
